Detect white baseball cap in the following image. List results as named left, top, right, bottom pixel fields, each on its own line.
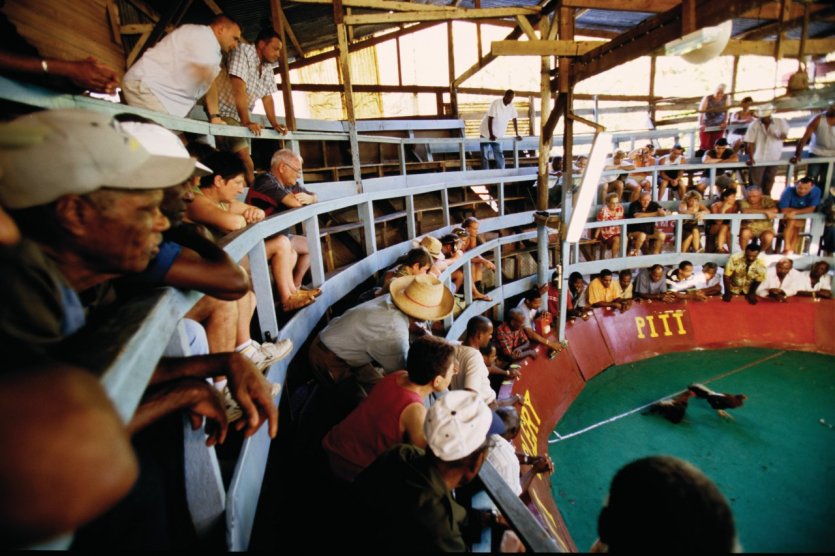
left=755, top=104, right=774, bottom=118
left=424, top=390, right=505, bottom=461
left=0, top=109, right=197, bottom=209
left=119, top=120, right=212, bottom=177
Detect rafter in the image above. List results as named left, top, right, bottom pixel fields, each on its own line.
left=344, top=7, right=540, bottom=26
left=492, top=40, right=606, bottom=56
left=721, top=37, right=835, bottom=57
left=292, top=0, right=451, bottom=11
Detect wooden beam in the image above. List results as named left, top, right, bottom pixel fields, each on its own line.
left=574, top=0, right=773, bottom=82
left=333, top=0, right=362, bottom=189
left=271, top=0, right=296, bottom=132
left=280, top=8, right=305, bottom=58
left=561, top=0, right=678, bottom=11
left=682, top=0, right=697, bottom=35
left=105, top=0, right=123, bottom=47
left=124, top=0, right=161, bottom=22
left=344, top=7, right=541, bottom=26
left=447, top=21, right=458, bottom=117
left=736, top=4, right=835, bottom=40
left=492, top=40, right=606, bottom=56
left=202, top=0, right=222, bottom=15
left=741, top=1, right=815, bottom=19
left=136, top=0, right=192, bottom=62
left=516, top=15, right=539, bottom=40
left=293, top=0, right=451, bottom=12
left=288, top=22, right=440, bottom=71
left=649, top=55, right=656, bottom=123
left=127, top=29, right=151, bottom=67
left=121, top=24, right=153, bottom=34
left=574, top=27, right=620, bottom=39
left=721, top=37, right=835, bottom=57
left=453, top=27, right=523, bottom=88
left=774, top=0, right=792, bottom=60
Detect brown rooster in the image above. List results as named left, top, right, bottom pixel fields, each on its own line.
left=688, top=383, right=747, bottom=419
left=645, top=390, right=694, bottom=424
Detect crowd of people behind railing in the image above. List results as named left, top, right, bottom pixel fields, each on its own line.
left=1, top=11, right=833, bottom=552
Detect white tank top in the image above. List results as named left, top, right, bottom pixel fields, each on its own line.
left=810, top=115, right=835, bottom=157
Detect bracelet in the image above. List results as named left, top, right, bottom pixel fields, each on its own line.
left=41, top=59, right=49, bottom=73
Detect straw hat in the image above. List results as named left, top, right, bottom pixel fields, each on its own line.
left=755, top=104, right=774, bottom=118
left=389, top=274, right=454, bottom=321
left=419, top=236, right=443, bottom=260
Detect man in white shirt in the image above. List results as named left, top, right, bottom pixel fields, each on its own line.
left=797, top=260, right=832, bottom=299
left=451, top=316, right=496, bottom=405
left=756, top=258, right=803, bottom=301
left=744, top=105, right=789, bottom=195
left=122, top=15, right=242, bottom=117
left=479, top=89, right=522, bottom=170
left=667, top=262, right=723, bottom=301
left=792, top=102, right=835, bottom=190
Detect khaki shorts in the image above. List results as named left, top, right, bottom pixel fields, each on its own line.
left=215, top=116, right=251, bottom=153
left=121, top=80, right=167, bottom=113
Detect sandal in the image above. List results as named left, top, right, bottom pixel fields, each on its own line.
left=282, top=290, right=315, bottom=312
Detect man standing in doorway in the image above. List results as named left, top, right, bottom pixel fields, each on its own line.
left=207, top=27, right=289, bottom=185
left=479, top=89, right=522, bottom=170
left=744, top=105, right=789, bottom=195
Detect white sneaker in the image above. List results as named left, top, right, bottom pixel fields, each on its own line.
left=242, top=339, right=293, bottom=372
left=223, top=382, right=282, bottom=423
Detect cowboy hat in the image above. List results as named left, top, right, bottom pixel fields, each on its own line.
left=390, top=274, right=454, bottom=321
left=418, top=236, right=444, bottom=260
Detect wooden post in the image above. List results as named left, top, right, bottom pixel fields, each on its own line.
left=537, top=53, right=552, bottom=212
left=730, top=55, right=739, bottom=101
left=648, top=55, right=657, bottom=125
left=271, top=0, right=296, bottom=132
left=558, top=5, right=574, bottom=225
left=334, top=0, right=362, bottom=190
left=447, top=21, right=458, bottom=117
left=396, top=34, right=403, bottom=87
left=475, top=0, right=483, bottom=63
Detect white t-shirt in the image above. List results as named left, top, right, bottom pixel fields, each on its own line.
left=799, top=270, right=832, bottom=292
left=124, top=24, right=222, bottom=117
left=669, top=269, right=722, bottom=292
left=756, top=267, right=804, bottom=297
left=486, top=435, right=522, bottom=496
left=515, top=298, right=537, bottom=330
left=809, top=115, right=835, bottom=157
left=451, top=344, right=496, bottom=405
left=743, top=118, right=790, bottom=162
left=480, top=98, right=518, bottom=139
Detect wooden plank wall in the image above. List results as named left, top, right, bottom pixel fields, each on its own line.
left=3, top=0, right=126, bottom=75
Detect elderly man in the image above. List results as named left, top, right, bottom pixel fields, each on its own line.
left=0, top=110, right=277, bottom=439
left=756, top=258, right=803, bottom=301
left=123, top=15, right=242, bottom=117
left=479, top=89, right=522, bottom=170
left=797, top=261, right=832, bottom=299
left=249, top=148, right=318, bottom=289
left=627, top=191, right=668, bottom=255
left=207, top=27, right=288, bottom=185
left=310, top=274, right=453, bottom=390
left=634, top=264, right=669, bottom=302
left=722, top=242, right=766, bottom=305
left=792, top=102, right=835, bottom=190
left=352, top=390, right=513, bottom=552
left=779, top=176, right=821, bottom=254
left=744, top=105, right=789, bottom=195
left=698, top=84, right=730, bottom=151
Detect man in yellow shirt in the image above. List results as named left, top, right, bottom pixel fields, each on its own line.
left=587, top=269, right=623, bottom=309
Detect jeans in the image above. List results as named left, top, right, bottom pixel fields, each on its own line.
left=480, top=141, right=505, bottom=170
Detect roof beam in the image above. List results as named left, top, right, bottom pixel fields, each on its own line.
left=292, top=0, right=451, bottom=11
left=288, top=22, right=441, bottom=71
left=561, top=0, right=679, bottom=11
left=721, top=37, right=835, bottom=57
left=574, top=0, right=773, bottom=82
left=492, top=40, right=606, bottom=56
left=344, top=7, right=540, bottom=26
left=737, top=4, right=835, bottom=40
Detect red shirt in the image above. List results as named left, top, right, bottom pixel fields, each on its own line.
left=322, top=371, right=422, bottom=481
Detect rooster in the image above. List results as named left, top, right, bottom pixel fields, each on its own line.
left=688, top=383, right=747, bottom=419
left=645, top=390, right=694, bottom=424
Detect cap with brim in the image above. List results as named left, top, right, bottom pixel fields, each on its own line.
left=390, top=274, right=454, bottom=321
left=119, top=120, right=210, bottom=177
left=756, top=105, right=774, bottom=118
left=424, top=390, right=506, bottom=461
left=0, top=109, right=196, bottom=209
left=716, top=174, right=734, bottom=188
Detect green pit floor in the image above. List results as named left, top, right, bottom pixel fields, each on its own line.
left=549, top=348, right=835, bottom=553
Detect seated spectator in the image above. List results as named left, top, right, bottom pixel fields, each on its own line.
left=666, top=260, right=694, bottom=289
left=480, top=341, right=521, bottom=384
left=818, top=187, right=835, bottom=256
left=587, top=269, right=623, bottom=310
left=709, top=187, right=740, bottom=253
left=322, top=336, right=457, bottom=482
left=187, top=151, right=316, bottom=312
left=722, top=242, right=766, bottom=305
left=565, top=271, right=590, bottom=319
left=739, top=186, right=777, bottom=253
left=678, top=190, right=709, bottom=253
left=634, top=264, right=668, bottom=302
left=486, top=406, right=554, bottom=498
left=309, top=274, right=453, bottom=391
left=432, top=233, right=467, bottom=293
left=729, top=96, right=755, bottom=150
left=756, top=258, right=803, bottom=302
left=495, top=308, right=537, bottom=362
left=351, top=390, right=511, bottom=552
left=600, top=151, right=625, bottom=203
left=779, top=176, right=821, bottom=254
left=657, top=144, right=686, bottom=201
left=592, top=455, right=737, bottom=553
left=377, top=247, right=433, bottom=296
left=461, top=217, right=496, bottom=301
left=702, top=137, right=738, bottom=164
left=626, top=145, right=655, bottom=201
left=797, top=261, right=832, bottom=299
left=595, top=192, right=624, bottom=259
left=627, top=191, right=668, bottom=255
left=451, top=316, right=498, bottom=405
left=248, top=149, right=317, bottom=289
left=618, top=269, right=634, bottom=302
left=516, top=289, right=562, bottom=353
left=668, top=262, right=722, bottom=300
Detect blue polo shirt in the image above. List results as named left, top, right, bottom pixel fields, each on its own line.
left=779, top=186, right=821, bottom=210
